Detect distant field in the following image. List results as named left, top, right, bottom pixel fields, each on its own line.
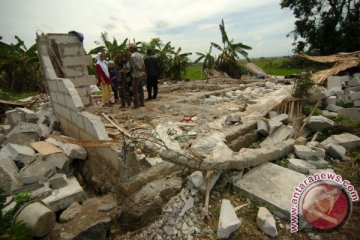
left=185, top=57, right=302, bottom=80
left=249, top=57, right=302, bottom=76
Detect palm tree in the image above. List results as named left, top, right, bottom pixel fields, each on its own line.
left=0, top=36, right=42, bottom=92
left=211, top=19, right=252, bottom=78
left=194, top=45, right=216, bottom=77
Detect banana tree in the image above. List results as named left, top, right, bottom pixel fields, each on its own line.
left=211, top=19, right=252, bottom=78
left=194, top=44, right=216, bottom=77
left=169, top=47, right=192, bottom=80
left=0, top=36, right=42, bottom=92
left=88, top=32, right=128, bottom=59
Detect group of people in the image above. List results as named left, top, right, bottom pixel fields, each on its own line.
left=95, top=43, right=161, bottom=109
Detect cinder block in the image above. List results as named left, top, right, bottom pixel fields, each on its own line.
left=70, top=111, right=85, bottom=129
left=81, top=96, right=91, bottom=106
left=72, top=76, right=97, bottom=87
left=50, top=92, right=58, bottom=103
left=56, top=92, right=66, bottom=106
left=62, top=55, right=92, bottom=67
left=64, top=94, right=77, bottom=110
left=48, top=80, right=58, bottom=92
left=59, top=44, right=86, bottom=57
left=81, top=112, right=109, bottom=139
left=60, top=106, right=71, bottom=121
left=63, top=66, right=86, bottom=78
left=327, top=76, right=344, bottom=91
left=76, top=86, right=88, bottom=97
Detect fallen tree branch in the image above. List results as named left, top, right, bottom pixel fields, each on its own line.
left=160, top=139, right=294, bottom=171
left=102, top=113, right=131, bottom=138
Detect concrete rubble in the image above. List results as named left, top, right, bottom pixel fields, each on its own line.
left=1, top=32, right=359, bottom=239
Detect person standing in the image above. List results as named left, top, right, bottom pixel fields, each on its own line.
left=108, top=60, right=119, bottom=103
left=128, top=43, right=145, bottom=108
left=144, top=49, right=161, bottom=100
left=116, top=55, right=132, bottom=108
left=95, top=52, right=112, bottom=107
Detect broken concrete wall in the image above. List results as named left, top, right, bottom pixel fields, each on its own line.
left=36, top=33, right=126, bottom=191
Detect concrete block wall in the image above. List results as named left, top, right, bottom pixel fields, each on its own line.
left=37, top=33, right=124, bottom=189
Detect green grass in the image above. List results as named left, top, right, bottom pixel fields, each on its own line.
left=0, top=89, right=37, bottom=101
left=183, top=64, right=205, bottom=81
left=249, top=57, right=302, bottom=76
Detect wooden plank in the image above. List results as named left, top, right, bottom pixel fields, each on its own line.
left=50, top=134, right=120, bottom=147
left=102, top=113, right=131, bottom=138
left=31, top=141, right=62, bottom=156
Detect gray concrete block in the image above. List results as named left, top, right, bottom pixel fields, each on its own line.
left=306, top=115, right=335, bottom=130
left=18, top=157, right=55, bottom=184
left=217, top=199, right=241, bottom=239
left=70, top=111, right=85, bottom=129
left=49, top=173, right=68, bottom=189
left=308, top=168, right=335, bottom=175
left=327, top=96, right=337, bottom=105
left=0, top=133, right=5, bottom=145
left=257, top=118, right=269, bottom=135
left=187, top=171, right=204, bottom=188
left=44, top=152, right=72, bottom=172
left=43, top=176, right=84, bottom=212
left=144, top=157, right=163, bottom=167
left=37, top=124, right=50, bottom=139
left=327, top=76, right=346, bottom=91
left=350, top=92, right=360, bottom=101
left=257, top=207, right=278, bottom=237
left=349, top=73, right=360, bottom=87
left=81, top=112, right=109, bottom=140
left=321, top=133, right=360, bottom=149
left=294, top=144, right=325, bottom=161
left=307, top=159, right=329, bottom=169
left=0, top=124, right=11, bottom=134
left=325, top=143, right=346, bottom=160
left=1, top=143, right=35, bottom=164
left=261, top=125, right=294, bottom=147
left=0, top=152, right=20, bottom=195
left=46, top=137, right=87, bottom=160
left=199, top=172, right=221, bottom=194
left=354, top=99, right=360, bottom=107
left=321, top=110, right=338, bottom=118
left=326, top=104, right=343, bottom=112
left=288, top=158, right=316, bottom=174
left=234, top=163, right=306, bottom=218
left=56, top=92, right=66, bottom=106
left=59, top=202, right=82, bottom=223
left=5, top=109, right=25, bottom=127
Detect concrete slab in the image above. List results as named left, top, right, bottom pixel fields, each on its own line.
left=294, top=145, right=325, bottom=161
left=325, top=143, right=346, bottom=160
left=288, top=158, right=316, bottom=174
left=234, top=162, right=306, bottom=218
left=44, top=152, right=72, bottom=172
left=261, top=125, right=293, bottom=147
left=5, top=109, right=25, bottom=127
left=327, top=76, right=346, bottom=91
left=49, top=173, right=68, bottom=189
left=349, top=73, right=360, bottom=87
left=306, top=116, right=334, bottom=130
left=257, top=118, right=269, bottom=135
left=43, top=176, right=84, bottom=212
left=144, top=157, right=163, bottom=167
left=321, top=132, right=360, bottom=149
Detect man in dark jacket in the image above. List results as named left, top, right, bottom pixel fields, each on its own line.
left=144, top=49, right=161, bottom=100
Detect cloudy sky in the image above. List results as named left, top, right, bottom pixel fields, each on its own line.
left=0, top=0, right=295, bottom=60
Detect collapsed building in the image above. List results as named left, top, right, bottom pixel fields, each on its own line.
left=0, top=33, right=359, bottom=239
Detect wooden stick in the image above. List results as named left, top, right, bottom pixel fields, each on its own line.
left=50, top=134, right=120, bottom=147
left=295, top=101, right=320, bottom=138
left=311, top=131, right=320, bottom=142
left=102, top=113, right=131, bottom=138
left=203, top=171, right=213, bottom=219
left=234, top=203, right=250, bottom=212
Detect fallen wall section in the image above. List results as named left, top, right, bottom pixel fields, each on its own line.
left=37, top=33, right=125, bottom=189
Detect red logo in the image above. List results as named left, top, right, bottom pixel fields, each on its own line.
left=301, top=182, right=351, bottom=230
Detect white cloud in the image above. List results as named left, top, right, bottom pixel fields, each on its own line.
left=0, top=0, right=295, bottom=59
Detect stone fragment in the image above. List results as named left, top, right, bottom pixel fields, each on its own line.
left=0, top=124, right=11, bottom=134
left=261, top=125, right=293, bottom=147
left=144, top=157, right=163, bottom=167
left=257, top=118, right=269, bottom=135
left=1, top=143, right=35, bottom=164
left=199, top=172, right=221, bottom=194
left=288, top=158, right=316, bottom=174
left=59, top=202, right=82, bottom=223
left=257, top=207, right=278, bottom=237
left=338, top=108, right=360, bottom=121
left=325, top=143, right=346, bottom=160
left=44, top=152, right=72, bottom=172
left=217, top=199, right=241, bottom=239
left=49, top=173, right=68, bottom=189
left=327, top=96, right=337, bottom=105
left=306, top=116, right=334, bottom=130
left=321, top=133, right=360, bottom=149
left=0, top=152, right=20, bottom=195
left=350, top=92, right=360, bottom=101
left=294, top=145, right=325, bottom=161
left=327, top=76, right=345, bottom=91
left=4, top=122, right=40, bottom=147
left=349, top=73, right=360, bottom=87
left=307, top=159, right=329, bottom=169
left=46, top=138, right=87, bottom=159
left=326, top=104, right=343, bottom=112
left=143, top=140, right=160, bottom=156
left=187, top=171, right=204, bottom=188
left=179, top=196, right=194, bottom=217
left=37, top=124, right=50, bottom=139
left=5, top=109, right=25, bottom=127
left=321, top=110, right=338, bottom=118
left=30, top=185, right=52, bottom=200
left=308, top=168, right=335, bottom=175
left=18, top=157, right=55, bottom=184
left=43, top=176, right=84, bottom=212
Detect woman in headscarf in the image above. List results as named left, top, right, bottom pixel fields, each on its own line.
left=96, top=52, right=112, bottom=107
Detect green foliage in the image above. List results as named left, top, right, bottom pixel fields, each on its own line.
left=0, top=36, right=43, bottom=92
left=88, top=31, right=129, bottom=59
left=281, top=0, right=360, bottom=55
left=194, top=45, right=216, bottom=77
left=318, top=116, right=360, bottom=142
left=292, top=71, right=315, bottom=98
left=168, top=47, right=192, bottom=80
left=211, top=19, right=252, bottom=78
left=0, top=189, right=31, bottom=240
left=184, top=64, right=204, bottom=80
